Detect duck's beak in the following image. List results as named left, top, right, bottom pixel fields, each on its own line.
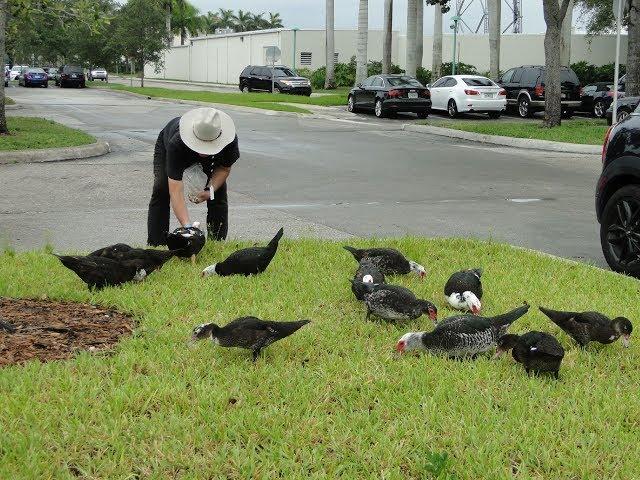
left=493, top=348, right=505, bottom=359
left=622, top=334, right=631, bottom=348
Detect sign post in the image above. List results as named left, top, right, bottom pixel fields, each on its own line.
left=265, top=46, right=281, bottom=94
left=612, top=0, right=626, bottom=124
left=451, top=15, right=461, bottom=75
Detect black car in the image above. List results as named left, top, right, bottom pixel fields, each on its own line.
left=239, top=65, right=311, bottom=95
left=347, top=74, right=431, bottom=119
left=577, top=82, right=619, bottom=118
left=606, top=96, right=640, bottom=125
left=57, top=65, right=85, bottom=88
left=597, top=104, right=640, bottom=275
left=497, top=65, right=581, bottom=118
left=18, top=67, right=48, bottom=87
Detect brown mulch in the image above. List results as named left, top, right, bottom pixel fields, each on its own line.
left=0, top=297, right=134, bottom=366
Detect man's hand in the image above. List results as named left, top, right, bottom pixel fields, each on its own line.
left=189, top=190, right=210, bottom=204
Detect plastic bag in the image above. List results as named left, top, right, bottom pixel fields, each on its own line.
left=182, top=164, right=209, bottom=202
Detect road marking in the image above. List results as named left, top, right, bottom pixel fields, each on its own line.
left=507, top=198, right=542, bottom=203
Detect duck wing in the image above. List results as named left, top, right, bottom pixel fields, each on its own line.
left=89, top=243, right=133, bottom=258
left=444, top=268, right=483, bottom=298
left=54, top=255, right=132, bottom=289
left=539, top=306, right=594, bottom=346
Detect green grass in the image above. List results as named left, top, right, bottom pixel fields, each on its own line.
left=0, top=116, right=95, bottom=151
left=91, top=83, right=347, bottom=112
left=5, top=97, right=15, bottom=105
left=419, top=119, right=610, bottom=145
left=1, top=238, right=639, bottom=478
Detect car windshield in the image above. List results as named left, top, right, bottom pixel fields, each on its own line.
left=463, top=77, right=494, bottom=87
left=541, top=69, right=579, bottom=85
left=274, top=68, right=296, bottom=77
left=386, top=76, right=422, bottom=87
left=28, top=68, right=45, bottom=73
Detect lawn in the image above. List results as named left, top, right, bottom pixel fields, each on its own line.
left=419, top=119, right=610, bottom=145
left=0, top=116, right=96, bottom=151
left=91, top=83, right=346, bottom=113
left=1, top=238, right=639, bottom=478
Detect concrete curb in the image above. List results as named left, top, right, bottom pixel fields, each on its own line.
left=402, top=123, right=602, bottom=155
left=0, top=140, right=110, bottom=165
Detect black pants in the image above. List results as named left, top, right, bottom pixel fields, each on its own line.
left=147, top=135, right=228, bottom=246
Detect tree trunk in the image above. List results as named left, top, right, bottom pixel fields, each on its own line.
left=165, top=2, right=172, bottom=46
left=560, top=0, right=573, bottom=67
left=432, top=3, right=442, bottom=81
left=0, top=0, right=7, bottom=135
left=416, top=0, right=424, bottom=69
left=181, top=28, right=186, bottom=46
left=382, top=0, right=393, bottom=74
left=325, top=0, right=336, bottom=89
left=406, top=0, right=417, bottom=77
left=627, top=0, right=640, bottom=96
left=542, top=0, right=571, bottom=127
left=488, top=0, right=501, bottom=79
left=355, top=0, right=368, bottom=85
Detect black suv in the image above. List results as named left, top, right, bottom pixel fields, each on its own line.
left=56, top=65, right=85, bottom=88
left=239, top=65, right=312, bottom=96
left=597, top=104, right=640, bottom=275
left=497, top=65, right=581, bottom=118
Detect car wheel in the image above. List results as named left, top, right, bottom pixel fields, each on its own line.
left=518, top=96, right=532, bottom=118
left=617, top=109, right=631, bottom=122
left=44, top=83, right=48, bottom=88
left=447, top=99, right=458, bottom=118
left=593, top=100, right=606, bottom=118
left=347, top=95, right=358, bottom=113
left=600, top=184, right=640, bottom=277
left=374, top=99, right=385, bottom=118
left=417, top=111, right=429, bottom=119
left=488, top=111, right=501, bottom=119
left=241, top=84, right=250, bottom=93
left=274, top=86, right=282, bottom=94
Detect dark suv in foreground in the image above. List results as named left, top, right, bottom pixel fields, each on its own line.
left=57, top=65, right=85, bottom=88
left=239, top=65, right=311, bottom=95
left=597, top=104, right=640, bottom=276
left=497, top=65, right=581, bottom=118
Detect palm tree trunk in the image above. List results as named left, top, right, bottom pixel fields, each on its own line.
left=488, top=0, right=501, bottom=79
left=432, top=3, right=442, bottom=81
left=560, top=0, right=573, bottom=66
left=382, top=0, right=393, bottom=74
left=416, top=0, right=424, bottom=70
left=406, top=0, right=417, bottom=77
left=325, top=0, right=336, bottom=89
left=0, top=0, right=7, bottom=135
left=181, top=28, right=186, bottom=46
left=355, top=0, right=369, bottom=85
left=628, top=0, right=640, bottom=96
left=165, top=1, right=172, bottom=46
left=542, top=0, right=571, bottom=127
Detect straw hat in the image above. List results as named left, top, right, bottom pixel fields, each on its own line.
left=179, top=107, right=236, bottom=155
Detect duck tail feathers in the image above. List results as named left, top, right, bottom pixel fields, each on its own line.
left=491, top=304, right=530, bottom=327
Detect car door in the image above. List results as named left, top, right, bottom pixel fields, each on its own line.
left=443, top=77, right=459, bottom=106
left=369, top=76, right=384, bottom=107
left=429, top=77, right=448, bottom=110
left=498, top=68, right=516, bottom=104
left=580, top=85, right=597, bottom=112
left=354, top=76, right=374, bottom=107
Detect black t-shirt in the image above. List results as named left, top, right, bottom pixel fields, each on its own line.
left=161, top=117, right=239, bottom=180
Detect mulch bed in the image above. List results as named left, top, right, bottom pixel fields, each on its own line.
left=0, top=297, right=134, bottom=366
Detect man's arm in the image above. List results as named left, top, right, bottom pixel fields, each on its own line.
left=208, top=166, right=231, bottom=193
left=168, top=178, right=191, bottom=226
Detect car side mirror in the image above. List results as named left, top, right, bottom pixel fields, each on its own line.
left=426, top=83, right=432, bottom=88
left=357, top=83, right=363, bottom=89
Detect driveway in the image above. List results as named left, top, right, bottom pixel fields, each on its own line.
left=1, top=85, right=605, bottom=266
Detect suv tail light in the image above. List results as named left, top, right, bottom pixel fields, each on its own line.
left=534, top=85, right=545, bottom=97
left=388, top=89, right=403, bottom=98
left=498, top=89, right=507, bottom=96
left=419, top=89, right=430, bottom=98
left=464, top=89, right=479, bottom=95
left=602, top=126, right=613, bottom=164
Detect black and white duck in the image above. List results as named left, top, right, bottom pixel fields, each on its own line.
left=54, top=254, right=147, bottom=290
left=351, top=258, right=386, bottom=301
left=90, top=244, right=177, bottom=273
left=166, top=223, right=206, bottom=264
left=396, top=304, right=530, bottom=358
left=539, top=306, right=632, bottom=348
left=190, top=316, right=310, bottom=361
left=495, top=331, right=565, bottom=379
left=356, top=282, right=437, bottom=323
left=444, top=268, right=483, bottom=314
left=343, top=246, right=426, bottom=278
left=201, top=227, right=284, bottom=277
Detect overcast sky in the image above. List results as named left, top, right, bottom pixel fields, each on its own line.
left=186, top=0, right=586, bottom=35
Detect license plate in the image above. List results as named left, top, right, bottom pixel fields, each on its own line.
left=408, top=91, right=418, bottom=99
left=71, top=74, right=77, bottom=78
left=561, top=93, right=566, bottom=99
left=482, top=93, right=493, bottom=98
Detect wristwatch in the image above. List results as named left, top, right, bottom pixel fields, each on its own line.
left=206, top=187, right=214, bottom=200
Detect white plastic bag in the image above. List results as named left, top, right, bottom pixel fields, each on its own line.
left=182, top=163, right=209, bottom=202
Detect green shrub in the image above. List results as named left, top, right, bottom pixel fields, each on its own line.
left=440, top=62, right=478, bottom=76
left=570, top=61, right=626, bottom=85
left=416, top=67, right=431, bottom=86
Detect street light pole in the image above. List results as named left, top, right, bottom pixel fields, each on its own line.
left=612, top=0, right=625, bottom=124
left=292, top=28, right=299, bottom=69
left=451, top=15, right=461, bottom=75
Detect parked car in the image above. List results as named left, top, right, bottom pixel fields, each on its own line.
left=497, top=65, right=581, bottom=118
left=577, top=82, right=621, bottom=118
left=45, top=67, right=59, bottom=83
left=239, top=65, right=312, bottom=95
left=606, top=96, right=640, bottom=125
left=9, top=65, right=27, bottom=81
left=57, top=65, right=85, bottom=88
left=428, top=75, right=506, bottom=118
left=18, top=67, right=48, bottom=88
left=347, top=74, right=431, bottom=118
left=596, top=103, right=640, bottom=275
left=88, top=67, right=108, bottom=81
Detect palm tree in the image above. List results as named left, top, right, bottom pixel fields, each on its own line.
left=416, top=0, right=424, bottom=69
left=560, top=0, right=574, bottom=66
left=267, top=12, right=283, bottom=28
left=233, top=9, right=252, bottom=32
left=325, top=0, right=336, bottom=89
left=250, top=12, right=268, bottom=30
left=202, top=11, right=220, bottom=35
left=432, top=3, right=443, bottom=81
left=217, top=8, right=235, bottom=29
left=406, top=0, right=417, bottom=77
left=382, top=0, right=393, bottom=74
left=172, top=1, right=203, bottom=45
left=164, top=0, right=173, bottom=45
left=355, top=0, right=368, bottom=85
left=488, top=0, right=501, bottom=79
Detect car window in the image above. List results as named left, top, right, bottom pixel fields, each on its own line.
left=258, top=67, right=270, bottom=77
left=522, top=69, right=540, bottom=86
left=386, top=76, right=423, bottom=87
left=444, top=78, right=458, bottom=87
left=582, top=85, right=596, bottom=94
left=28, top=68, right=45, bottom=73
left=64, top=66, right=83, bottom=74
left=274, top=67, right=296, bottom=77
left=500, top=69, right=515, bottom=83
left=511, top=68, right=524, bottom=83
left=371, top=77, right=384, bottom=87
left=540, top=69, right=579, bottom=85
left=430, top=77, right=447, bottom=88
left=361, top=76, right=375, bottom=87
left=463, top=77, right=494, bottom=87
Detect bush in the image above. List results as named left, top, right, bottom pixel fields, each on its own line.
left=416, top=67, right=431, bottom=86
left=440, top=62, right=478, bottom=76
left=571, top=61, right=626, bottom=85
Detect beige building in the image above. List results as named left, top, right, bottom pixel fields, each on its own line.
left=146, top=28, right=623, bottom=85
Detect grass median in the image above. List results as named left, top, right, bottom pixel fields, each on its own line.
left=0, top=116, right=96, bottom=151
left=91, top=83, right=346, bottom=113
left=419, top=119, right=609, bottom=145
left=1, top=237, right=639, bottom=478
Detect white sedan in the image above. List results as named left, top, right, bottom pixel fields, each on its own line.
left=429, top=75, right=506, bottom=118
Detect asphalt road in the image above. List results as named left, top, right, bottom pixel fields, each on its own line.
left=1, top=85, right=605, bottom=266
